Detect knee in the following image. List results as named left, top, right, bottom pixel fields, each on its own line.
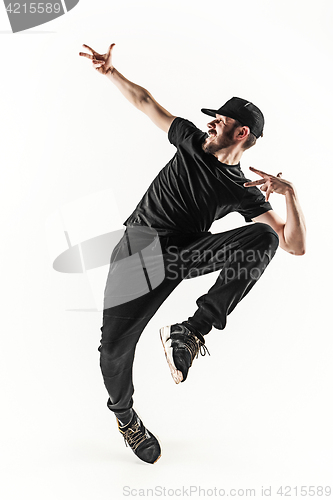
left=98, top=343, right=125, bottom=378
left=252, top=223, right=279, bottom=252
left=98, top=342, right=122, bottom=370
left=99, top=339, right=135, bottom=369
left=98, top=343, right=112, bottom=362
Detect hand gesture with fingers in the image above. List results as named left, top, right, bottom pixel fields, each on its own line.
left=244, top=167, right=294, bottom=201
left=79, top=43, right=115, bottom=75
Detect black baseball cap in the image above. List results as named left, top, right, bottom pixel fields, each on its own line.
left=201, top=97, right=264, bottom=138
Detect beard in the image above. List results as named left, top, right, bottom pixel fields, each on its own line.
left=202, top=127, right=236, bottom=155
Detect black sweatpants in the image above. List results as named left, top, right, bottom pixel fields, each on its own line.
left=99, top=223, right=279, bottom=414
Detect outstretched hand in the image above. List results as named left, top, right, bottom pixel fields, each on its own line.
left=79, top=43, right=115, bottom=75
left=244, top=167, right=294, bottom=201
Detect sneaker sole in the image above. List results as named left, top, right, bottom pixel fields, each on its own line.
left=153, top=452, right=162, bottom=464
left=159, top=326, right=183, bottom=384
left=150, top=432, right=162, bottom=464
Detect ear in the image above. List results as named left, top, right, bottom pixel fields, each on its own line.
left=236, top=125, right=250, bottom=142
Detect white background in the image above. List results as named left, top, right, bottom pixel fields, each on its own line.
left=1, top=1, right=332, bottom=498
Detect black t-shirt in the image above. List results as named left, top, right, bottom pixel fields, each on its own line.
left=124, top=117, right=272, bottom=233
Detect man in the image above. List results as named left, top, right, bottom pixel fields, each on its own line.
left=79, top=43, right=306, bottom=465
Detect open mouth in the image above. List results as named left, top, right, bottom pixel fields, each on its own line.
left=208, top=130, right=217, bottom=137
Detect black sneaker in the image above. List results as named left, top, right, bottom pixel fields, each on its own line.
left=117, top=410, right=161, bottom=464
left=160, top=322, right=210, bottom=384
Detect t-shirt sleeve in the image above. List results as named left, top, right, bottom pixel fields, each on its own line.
left=168, top=117, right=201, bottom=147
left=237, top=185, right=273, bottom=223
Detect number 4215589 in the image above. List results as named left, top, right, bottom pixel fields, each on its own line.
left=6, top=3, right=61, bottom=14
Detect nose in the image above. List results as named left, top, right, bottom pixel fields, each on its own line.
left=207, top=119, right=217, bottom=128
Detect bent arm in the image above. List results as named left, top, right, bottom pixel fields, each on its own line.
left=253, top=186, right=306, bottom=255
left=106, top=68, right=176, bottom=132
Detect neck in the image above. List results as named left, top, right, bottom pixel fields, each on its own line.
left=214, top=145, right=244, bottom=165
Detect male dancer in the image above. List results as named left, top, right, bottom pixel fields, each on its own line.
left=79, top=43, right=306, bottom=464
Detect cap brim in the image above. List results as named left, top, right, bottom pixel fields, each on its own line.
left=201, top=108, right=219, bottom=117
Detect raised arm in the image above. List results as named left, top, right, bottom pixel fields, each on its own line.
left=79, top=43, right=176, bottom=133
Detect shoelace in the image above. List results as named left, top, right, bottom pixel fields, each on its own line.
left=121, top=419, right=147, bottom=451
left=171, top=331, right=210, bottom=365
